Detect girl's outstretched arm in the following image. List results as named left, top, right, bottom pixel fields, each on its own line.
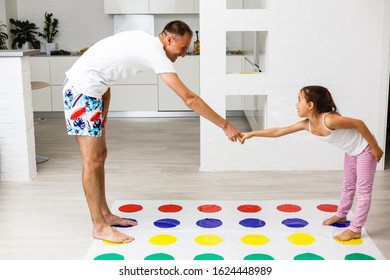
left=240, top=120, right=307, bottom=144
left=325, top=114, right=384, bottom=162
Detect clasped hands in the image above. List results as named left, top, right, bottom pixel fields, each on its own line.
left=229, top=132, right=252, bottom=144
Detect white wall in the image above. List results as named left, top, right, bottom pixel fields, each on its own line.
left=15, top=0, right=112, bottom=51
left=200, top=0, right=390, bottom=171
left=0, top=0, right=5, bottom=23
left=0, top=0, right=5, bottom=36
left=1, top=0, right=17, bottom=49
left=15, top=0, right=199, bottom=52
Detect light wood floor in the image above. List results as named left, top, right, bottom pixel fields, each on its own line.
left=0, top=117, right=389, bottom=259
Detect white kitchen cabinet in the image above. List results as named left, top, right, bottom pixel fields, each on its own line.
left=150, top=0, right=196, bottom=14
left=194, top=0, right=199, bottom=13
left=104, top=0, right=198, bottom=14
left=104, top=0, right=149, bottom=14
left=51, top=85, right=65, bottom=111
left=227, top=0, right=267, bottom=9
left=226, top=0, right=243, bottom=9
left=50, top=57, right=78, bottom=111
left=31, top=86, right=52, bottom=112
left=110, top=69, right=158, bottom=111
left=30, top=57, right=51, bottom=82
left=50, top=57, right=78, bottom=85
left=30, top=57, right=52, bottom=112
left=158, top=56, right=199, bottom=111
left=244, top=0, right=267, bottom=9
left=110, top=85, right=158, bottom=111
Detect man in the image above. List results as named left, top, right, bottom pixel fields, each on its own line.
left=63, top=20, right=242, bottom=243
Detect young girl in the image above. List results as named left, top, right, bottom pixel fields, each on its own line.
left=240, top=85, right=383, bottom=241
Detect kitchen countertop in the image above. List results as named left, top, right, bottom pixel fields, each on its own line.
left=32, top=54, right=79, bottom=57
left=0, top=49, right=247, bottom=58
left=29, top=52, right=244, bottom=58
left=0, top=49, right=41, bottom=57
left=32, top=53, right=203, bottom=57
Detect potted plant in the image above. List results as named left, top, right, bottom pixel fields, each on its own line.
left=0, top=22, right=8, bottom=50
left=38, top=12, right=59, bottom=55
left=9, top=18, right=40, bottom=49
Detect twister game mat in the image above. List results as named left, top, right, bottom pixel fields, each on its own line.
left=85, top=200, right=385, bottom=260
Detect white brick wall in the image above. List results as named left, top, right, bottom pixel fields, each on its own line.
left=0, top=56, right=37, bottom=181
left=199, top=0, right=389, bottom=171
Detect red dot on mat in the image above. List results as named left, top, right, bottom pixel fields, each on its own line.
left=237, top=204, right=262, bottom=213
left=158, top=204, right=183, bottom=213
left=276, top=204, right=301, bottom=213
left=317, top=204, right=338, bottom=212
left=118, top=204, right=143, bottom=213
left=197, top=204, right=222, bottom=213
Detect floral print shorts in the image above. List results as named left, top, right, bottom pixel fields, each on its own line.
left=63, top=79, right=104, bottom=137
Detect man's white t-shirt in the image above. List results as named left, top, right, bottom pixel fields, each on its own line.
left=65, top=30, right=176, bottom=98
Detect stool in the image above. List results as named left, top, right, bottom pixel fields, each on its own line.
left=31, top=81, right=50, bottom=164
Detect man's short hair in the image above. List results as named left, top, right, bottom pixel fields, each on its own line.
left=162, top=20, right=193, bottom=37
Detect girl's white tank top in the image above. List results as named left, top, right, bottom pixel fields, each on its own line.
left=308, top=113, right=368, bottom=156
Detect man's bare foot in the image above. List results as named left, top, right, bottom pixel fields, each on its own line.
left=105, top=213, right=138, bottom=227
left=93, top=224, right=134, bottom=243
left=322, top=215, right=347, bottom=226
left=334, top=229, right=361, bottom=241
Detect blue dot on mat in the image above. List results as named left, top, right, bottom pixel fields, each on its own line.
left=196, top=218, right=223, bottom=228
left=331, top=220, right=351, bottom=228
left=113, top=218, right=137, bottom=228
left=239, top=218, right=266, bottom=228
left=154, top=218, right=180, bottom=228
left=282, top=218, right=308, bottom=228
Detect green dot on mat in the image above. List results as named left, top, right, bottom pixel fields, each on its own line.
left=345, top=253, right=376, bottom=260
left=244, top=253, right=274, bottom=260
left=144, top=253, right=175, bottom=260
left=194, top=253, right=224, bottom=260
left=94, top=253, right=124, bottom=260
left=294, top=253, right=324, bottom=260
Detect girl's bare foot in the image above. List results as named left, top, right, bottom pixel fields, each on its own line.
left=322, top=215, right=347, bottom=226
left=334, top=229, right=361, bottom=241
left=105, top=213, right=138, bottom=227
left=93, top=223, right=134, bottom=243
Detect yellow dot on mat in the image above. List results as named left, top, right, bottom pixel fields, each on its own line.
left=102, top=240, right=127, bottom=246
left=194, top=234, right=223, bottom=246
left=149, top=234, right=177, bottom=246
left=287, top=233, right=316, bottom=246
left=334, top=238, right=363, bottom=245
left=241, top=234, right=270, bottom=246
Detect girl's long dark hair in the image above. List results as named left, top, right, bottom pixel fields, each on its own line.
left=301, top=85, right=338, bottom=113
